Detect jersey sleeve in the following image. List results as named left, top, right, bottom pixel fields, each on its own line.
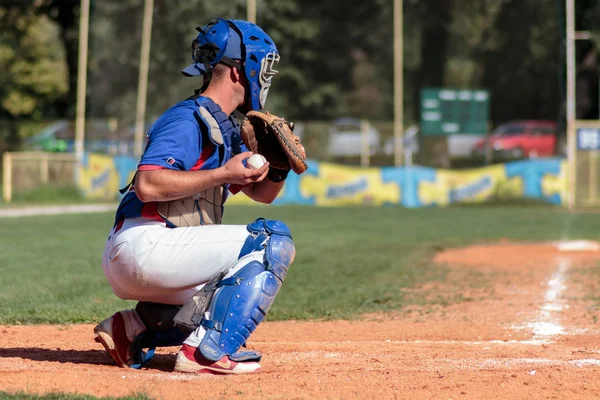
left=139, top=119, right=201, bottom=171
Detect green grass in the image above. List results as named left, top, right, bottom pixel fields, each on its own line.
left=1, top=205, right=600, bottom=324
left=0, top=392, right=151, bottom=400
left=7, top=185, right=84, bottom=205
left=0, top=185, right=114, bottom=206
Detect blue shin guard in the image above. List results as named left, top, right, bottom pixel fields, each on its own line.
left=199, top=219, right=295, bottom=361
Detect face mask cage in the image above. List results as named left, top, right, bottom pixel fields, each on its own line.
left=258, top=52, right=280, bottom=108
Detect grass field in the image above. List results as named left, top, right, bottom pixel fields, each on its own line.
left=1, top=205, right=600, bottom=325
left=0, top=394, right=150, bottom=400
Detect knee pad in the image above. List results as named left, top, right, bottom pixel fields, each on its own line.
left=200, top=218, right=295, bottom=361
left=239, top=217, right=295, bottom=281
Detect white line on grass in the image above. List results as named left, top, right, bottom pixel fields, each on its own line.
left=0, top=203, right=117, bottom=218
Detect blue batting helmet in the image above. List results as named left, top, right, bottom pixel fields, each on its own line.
left=182, top=18, right=280, bottom=111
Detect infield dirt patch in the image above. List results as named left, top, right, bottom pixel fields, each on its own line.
left=2, top=242, right=600, bottom=399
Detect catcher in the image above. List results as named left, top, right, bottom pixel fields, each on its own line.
left=93, top=18, right=306, bottom=375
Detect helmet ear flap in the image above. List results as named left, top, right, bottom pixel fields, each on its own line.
left=192, top=41, right=221, bottom=64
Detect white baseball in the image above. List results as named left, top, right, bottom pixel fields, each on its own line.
left=246, top=154, right=267, bottom=169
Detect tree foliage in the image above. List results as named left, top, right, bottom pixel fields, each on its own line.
left=2, top=0, right=600, bottom=135
left=0, top=3, right=68, bottom=119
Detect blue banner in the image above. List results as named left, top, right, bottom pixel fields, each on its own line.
left=78, top=153, right=567, bottom=207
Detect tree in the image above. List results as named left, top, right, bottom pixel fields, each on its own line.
left=37, top=0, right=80, bottom=118
left=0, top=3, right=68, bottom=151
left=0, top=5, right=68, bottom=119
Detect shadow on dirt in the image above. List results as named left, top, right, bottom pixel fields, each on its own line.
left=0, top=347, right=176, bottom=371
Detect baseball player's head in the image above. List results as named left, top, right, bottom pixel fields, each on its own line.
left=182, top=18, right=279, bottom=112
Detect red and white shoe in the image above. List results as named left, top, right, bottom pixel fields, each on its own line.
left=93, top=309, right=146, bottom=368
left=174, top=344, right=261, bottom=374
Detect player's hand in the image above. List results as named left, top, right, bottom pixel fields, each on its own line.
left=220, top=151, right=269, bottom=185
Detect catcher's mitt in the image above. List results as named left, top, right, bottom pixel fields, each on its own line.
left=240, top=111, right=308, bottom=176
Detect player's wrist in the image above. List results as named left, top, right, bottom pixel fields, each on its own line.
left=209, top=167, right=229, bottom=186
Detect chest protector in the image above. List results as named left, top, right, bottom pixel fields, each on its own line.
left=156, top=98, right=242, bottom=227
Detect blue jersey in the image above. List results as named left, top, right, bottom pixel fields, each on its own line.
left=113, top=96, right=246, bottom=227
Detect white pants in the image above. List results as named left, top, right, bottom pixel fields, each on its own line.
left=101, top=217, right=264, bottom=305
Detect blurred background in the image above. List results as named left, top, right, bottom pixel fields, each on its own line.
left=1, top=0, right=600, bottom=207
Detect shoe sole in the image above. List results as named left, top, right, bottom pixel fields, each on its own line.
left=94, top=322, right=129, bottom=368
left=174, top=354, right=261, bottom=375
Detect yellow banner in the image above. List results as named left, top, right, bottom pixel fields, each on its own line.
left=300, top=163, right=400, bottom=206
left=419, top=164, right=523, bottom=206
left=78, top=153, right=120, bottom=200
left=76, top=152, right=566, bottom=206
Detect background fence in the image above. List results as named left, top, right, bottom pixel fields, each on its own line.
left=574, top=120, right=600, bottom=207
left=2, top=152, right=77, bottom=203
left=2, top=0, right=600, bottom=207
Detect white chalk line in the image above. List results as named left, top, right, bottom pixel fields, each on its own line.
left=262, top=338, right=554, bottom=346
left=111, top=357, right=600, bottom=380
left=267, top=255, right=599, bottom=370
left=512, top=257, right=571, bottom=339
left=276, top=351, right=600, bottom=371
left=2, top=344, right=600, bottom=380
left=0, top=203, right=117, bottom=218
left=2, top=242, right=596, bottom=379
left=117, top=352, right=600, bottom=375
left=385, top=339, right=552, bottom=346
left=440, top=357, right=600, bottom=371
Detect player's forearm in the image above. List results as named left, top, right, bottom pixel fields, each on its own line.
left=243, top=178, right=284, bottom=204
left=135, top=168, right=227, bottom=202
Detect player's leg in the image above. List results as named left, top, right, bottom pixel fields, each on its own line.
left=173, top=218, right=295, bottom=374
left=94, top=218, right=253, bottom=368
left=93, top=302, right=187, bottom=368
left=103, top=218, right=253, bottom=302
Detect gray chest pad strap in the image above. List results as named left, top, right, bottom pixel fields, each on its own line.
left=197, top=106, right=224, bottom=145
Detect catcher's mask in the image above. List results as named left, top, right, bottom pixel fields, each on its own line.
left=182, top=18, right=280, bottom=111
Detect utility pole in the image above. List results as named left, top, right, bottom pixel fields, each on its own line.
left=75, top=0, right=90, bottom=177
left=247, top=0, right=257, bottom=23
left=393, top=0, right=404, bottom=166
left=134, top=0, right=154, bottom=157
left=565, top=0, right=576, bottom=209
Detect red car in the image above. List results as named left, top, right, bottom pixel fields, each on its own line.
left=472, top=120, right=558, bottom=159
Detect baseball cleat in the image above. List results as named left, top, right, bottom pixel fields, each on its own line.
left=93, top=309, right=146, bottom=368
left=174, top=344, right=261, bottom=374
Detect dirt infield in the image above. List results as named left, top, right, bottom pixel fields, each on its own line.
left=2, top=242, right=600, bottom=399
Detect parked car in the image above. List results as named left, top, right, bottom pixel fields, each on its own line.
left=327, top=117, right=381, bottom=157
left=26, top=120, right=70, bottom=152
left=472, top=120, right=557, bottom=160
left=384, top=127, right=485, bottom=162
left=26, top=119, right=153, bottom=156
